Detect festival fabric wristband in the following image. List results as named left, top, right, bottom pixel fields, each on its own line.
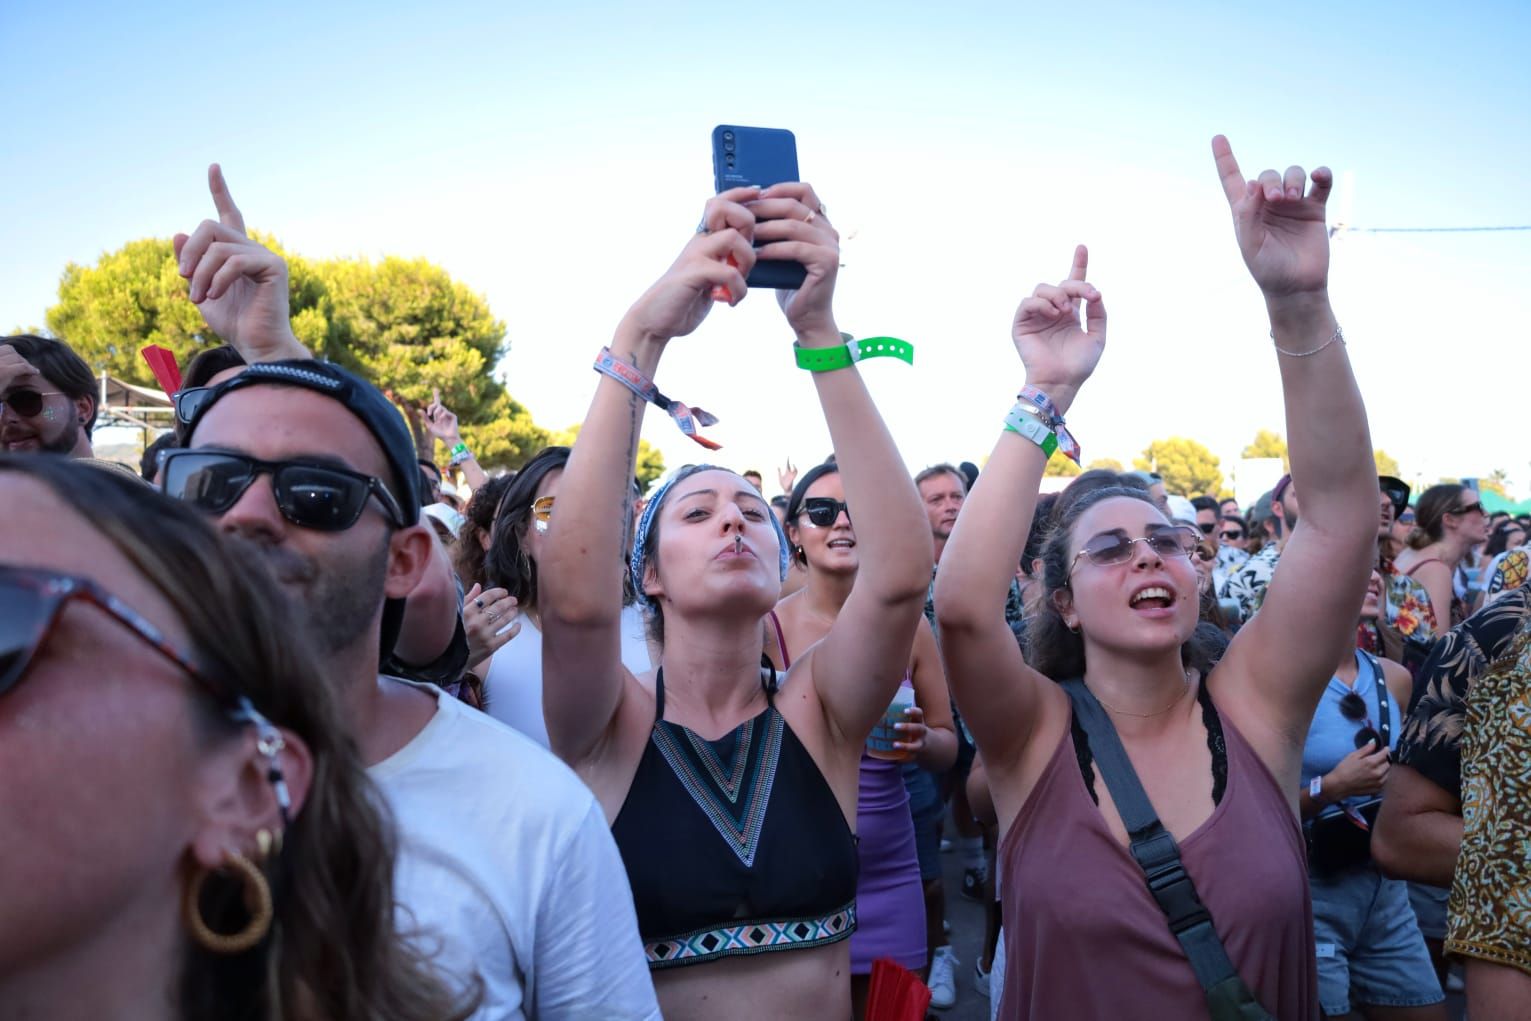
left=1016, top=385, right=1081, bottom=463
left=593, top=346, right=722, bottom=450
left=794, top=335, right=915, bottom=372
left=1004, top=404, right=1059, bottom=459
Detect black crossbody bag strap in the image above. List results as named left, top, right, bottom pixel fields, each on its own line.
left=1061, top=678, right=1275, bottom=1021
left=1361, top=651, right=1391, bottom=746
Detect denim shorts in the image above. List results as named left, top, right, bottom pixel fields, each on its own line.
left=1407, top=881, right=1449, bottom=940
left=902, top=764, right=944, bottom=882
left=1311, top=866, right=1444, bottom=1015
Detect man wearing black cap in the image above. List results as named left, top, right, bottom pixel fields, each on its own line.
left=164, top=167, right=659, bottom=1019
left=1221, top=473, right=1299, bottom=619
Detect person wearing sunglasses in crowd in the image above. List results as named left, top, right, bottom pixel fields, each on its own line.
left=0, top=455, right=480, bottom=1020
left=1393, top=484, right=1489, bottom=639
left=1297, top=570, right=1446, bottom=1020
left=1477, top=519, right=1528, bottom=604
left=767, top=459, right=959, bottom=1016
left=1372, top=585, right=1531, bottom=1020
left=0, top=334, right=98, bottom=458
left=165, top=165, right=659, bottom=1019
left=539, top=181, right=931, bottom=1021
left=935, top=138, right=1378, bottom=1019
left=473, top=445, right=654, bottom=746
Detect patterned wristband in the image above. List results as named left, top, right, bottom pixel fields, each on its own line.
left=794, top=335, right=915, bottom=372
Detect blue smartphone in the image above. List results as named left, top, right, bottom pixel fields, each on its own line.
left=711, top=125, right=807, bottom=290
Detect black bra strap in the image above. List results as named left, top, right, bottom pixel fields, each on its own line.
left=654, top=667, right=666, bottom=724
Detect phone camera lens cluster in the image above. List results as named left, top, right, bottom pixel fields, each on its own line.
left=722, top=130, right=735, bottom=141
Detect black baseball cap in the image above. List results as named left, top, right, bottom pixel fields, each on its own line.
left=182, top=359, right=422, bottom=661
left=184, top=360, right=421, bottom=526
left=1378, top=475, right=1410, bottom=515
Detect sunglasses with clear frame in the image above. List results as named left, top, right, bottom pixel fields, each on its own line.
left=1070, top=526, right=1201, bottom=576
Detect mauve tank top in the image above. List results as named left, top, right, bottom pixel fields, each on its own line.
left=998, top=700, right=1319, bottom=1020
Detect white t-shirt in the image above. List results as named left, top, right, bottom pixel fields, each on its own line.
left=486, top=603, right=654, bottom=749
left=370, top=681, right=660, bottom=1020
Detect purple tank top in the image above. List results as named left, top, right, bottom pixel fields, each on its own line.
left=997, top=703, right=1319, bottom=1020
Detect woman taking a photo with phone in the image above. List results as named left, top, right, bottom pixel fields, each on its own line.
left=935, top=137, right=1378, bottom=1019
left=539, top=182, right=932, bottom=1020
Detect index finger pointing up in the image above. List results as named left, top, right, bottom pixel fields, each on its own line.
left=1067, top=244, right=1089, bottom=281
left=208, top=163, right=246, bottom=234
left=1211, top=135, right=1245, bottom=206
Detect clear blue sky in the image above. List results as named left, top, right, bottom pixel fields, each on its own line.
left=4, top=0, right=1528, bottom=495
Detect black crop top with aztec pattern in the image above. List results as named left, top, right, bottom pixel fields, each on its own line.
left=610, top=666, right=859, bottom=969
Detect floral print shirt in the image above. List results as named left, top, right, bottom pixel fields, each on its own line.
left=1220, top=543, right=1280, bottom=620
left=1395, top=586, right=1531, bottom=797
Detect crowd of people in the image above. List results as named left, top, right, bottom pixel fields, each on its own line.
left=2, top=136, right=1526, bottom=1021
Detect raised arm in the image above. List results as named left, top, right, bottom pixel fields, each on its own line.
left=174, top=165, right=310, bottom=363
left=423, top=388, right=491, bottom=491
left=539, top=190, right=758, bottom=765
left=758, top=183, right=934, bottom=745
left=934, top=246, right=1105, bottom=774
left=1209, top=136, right=1378, bottom=754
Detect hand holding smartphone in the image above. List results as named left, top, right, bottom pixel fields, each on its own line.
left=711, top=125, right=808, bottom=291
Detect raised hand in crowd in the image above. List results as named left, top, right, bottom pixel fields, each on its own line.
left=174, top=164, right=308, bottom=362
left=425, top=387, right=489, bottom=490
left=462, top=581, right=521, bottom=674
left=777, top=457, right=798, bottom=496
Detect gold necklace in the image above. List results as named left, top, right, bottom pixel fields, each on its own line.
left=1089, top=678, right=1190, bottom=718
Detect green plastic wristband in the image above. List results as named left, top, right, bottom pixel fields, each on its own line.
left=1003, top=408, right=1059, bottom=459
left=794, top=335, right=915, bottom=372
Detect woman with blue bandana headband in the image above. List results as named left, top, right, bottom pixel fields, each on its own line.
left=539, top=182, right=933, bottom=1021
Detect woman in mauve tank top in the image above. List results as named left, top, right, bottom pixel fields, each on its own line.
left=932, top=136, right=1379, bottom=1021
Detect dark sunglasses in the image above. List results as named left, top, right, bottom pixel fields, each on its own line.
left=0, top=389, right=65, bottom=419
left=174, top=386, right=215, bottom=426
left=1, top=564, right=224, bottom=700
left=800, top=497, right=852, bottom=527
left=1220, top=529, right=1245, bottom=541
left=1447, top=501, right=1484, bottom=517
left=160, top=449, right=406, bottom=531
left=1197, top=521, right=1216, bottom=535
left=2, top=564, right=296, bottom=824
left=1339, top=690, right=1380, bottom=750
left=1071, top=526, right=1199, bottom=573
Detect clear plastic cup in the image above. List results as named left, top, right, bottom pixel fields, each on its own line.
left=866, top=683, right=916, bottom=762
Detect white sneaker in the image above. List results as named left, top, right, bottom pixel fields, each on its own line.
left=928, top=945, right=958, bottom=1009
left=973, top=956, right=992, bottom=998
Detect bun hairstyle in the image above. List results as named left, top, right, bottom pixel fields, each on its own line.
left=1026, top=470, right=1211, bottom=680
left=1407, top=483, right=1470, bottom=550
left=784, top=461, right=841, bottom=568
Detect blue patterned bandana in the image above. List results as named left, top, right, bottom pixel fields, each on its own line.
left=630, top=465, right=790, bottom=608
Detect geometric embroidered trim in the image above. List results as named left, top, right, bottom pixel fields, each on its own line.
left=651, top=708, right=784, bottom=868
left=644, top=901, right=857, bottom=970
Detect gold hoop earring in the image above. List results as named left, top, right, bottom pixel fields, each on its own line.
left=184, top=852, right=273, bottom=954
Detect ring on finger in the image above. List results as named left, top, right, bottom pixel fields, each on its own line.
left=474, top=598, right=485, bottom=609
left=804, top=210, right=817, bottom=224
left=695, top=222, right=711, bottom=235
left=487, top=610, right=499, bottom=622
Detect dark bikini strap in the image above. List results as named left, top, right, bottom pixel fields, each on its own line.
left=768, top=610, right=792, bottom=668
